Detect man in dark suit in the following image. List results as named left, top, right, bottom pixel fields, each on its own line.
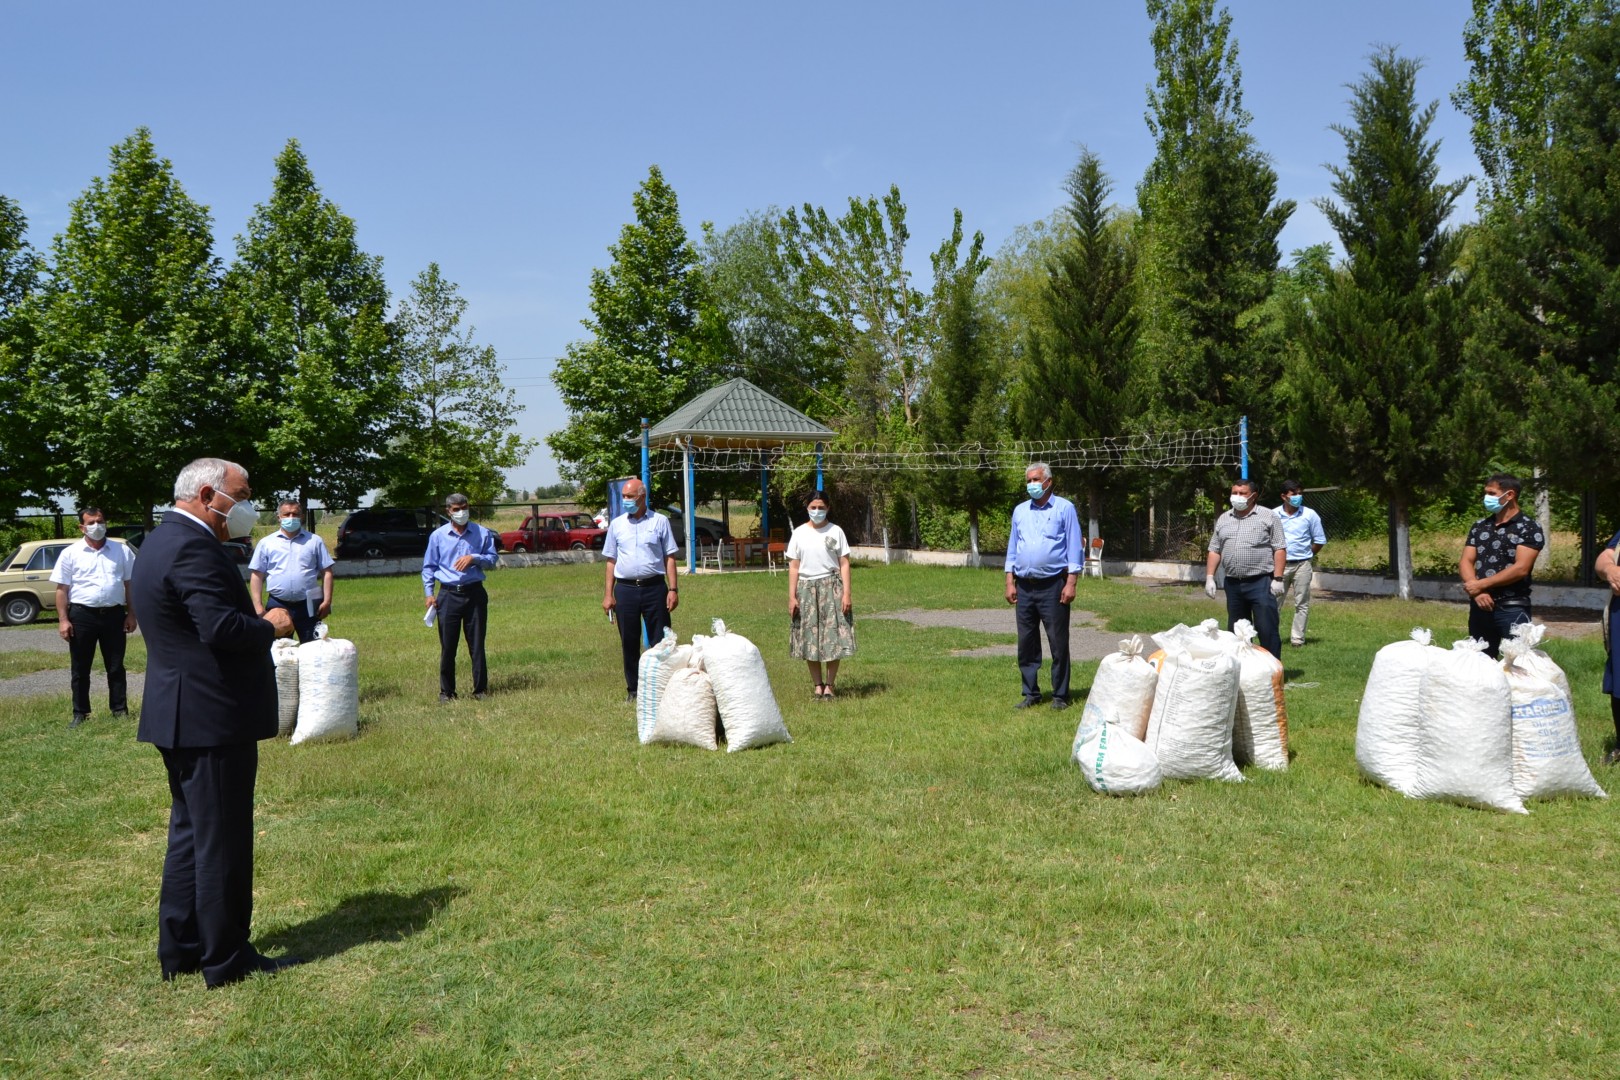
left=131, top=458, right=300, bottom=988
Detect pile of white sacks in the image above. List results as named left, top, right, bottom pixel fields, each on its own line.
left=1356, top=622, right=1605, bottom=813
left=1072, top=618, right=1289, bottom=795
left=270, top=623, right=361, bottom=745
left=635, top=620, right=791, bottom=752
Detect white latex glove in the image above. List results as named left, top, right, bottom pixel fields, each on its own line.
left=1269, top=578, right=1285, bottom=598
left=1204, top=576, right=1217, bottom=599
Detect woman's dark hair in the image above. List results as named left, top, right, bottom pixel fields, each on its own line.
left=806, top=490, right=829, bottom=508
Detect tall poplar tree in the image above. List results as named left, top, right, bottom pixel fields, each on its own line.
left=383, top=263, right=533, bottom=506
left=548, top=166, right=726, bottom=506
left=28, top=129, right=231, bottom=518
left=919, top=275, right=1003, bottom=565
left=1135, top=0, right=1292, bottom=432
left=1015, top=149, right=1138, bottom=543
left=226, top=140, right=400, bottom=509
left=1286, top=49, right=1482, bottom=599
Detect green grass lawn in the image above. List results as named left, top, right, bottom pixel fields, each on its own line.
left=2, top=564, right=1617, bottom=1078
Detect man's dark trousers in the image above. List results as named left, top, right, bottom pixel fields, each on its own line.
left=615, top=579, right=671, bottom=694
left=157, top=742, right=258, bottom=985
left=436, top=582, right=488, bottom=697
left=67, top=603, right=127, bottom=715
left=1016, top=573, right=1071, bottom=703
left=1225, top=574, right=1282, bottom=660
left=1469, top=600, right=1531, bottom=659
left=265, top=594, right=319, bottom=644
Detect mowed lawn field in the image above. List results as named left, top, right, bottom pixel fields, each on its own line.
left=3, top=562, right=1618, bottom=1078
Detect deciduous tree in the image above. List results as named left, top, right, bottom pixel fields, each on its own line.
left=27, top=129, right=231, bottom=520
left=383, top=263, right=533, bottom=507
left=548, top=166, right=726, bottom=505
left=226, top=139, right=400, bottom=510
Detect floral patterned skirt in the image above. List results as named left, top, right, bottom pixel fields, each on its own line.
left=789, top=574, right=856, bottom=661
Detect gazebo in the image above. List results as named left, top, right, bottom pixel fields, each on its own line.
left=643, top=378, right=835, bottom=572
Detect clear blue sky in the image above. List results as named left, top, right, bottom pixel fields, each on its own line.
left=5, top=1, right=1478, bottom=490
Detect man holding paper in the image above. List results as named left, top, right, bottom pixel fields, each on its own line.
left=249, top=499, right=335, bottom=644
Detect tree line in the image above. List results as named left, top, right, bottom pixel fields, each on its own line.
left=0, top=133, right=532, bottom=522
left=549, top=0, right=1619, bottom=597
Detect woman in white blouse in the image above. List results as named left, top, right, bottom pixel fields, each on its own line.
left=787, top=491, right=855, bottom=700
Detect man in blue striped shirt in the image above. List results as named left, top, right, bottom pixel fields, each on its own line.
left=423, top=493, right=499, bottom=702
left=1003, top=463, right=1085, bottom=710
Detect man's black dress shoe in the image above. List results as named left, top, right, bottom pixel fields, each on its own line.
left=69, top=713, right=88, bottom=728
left=1013, top=697, right=1041, bottom=709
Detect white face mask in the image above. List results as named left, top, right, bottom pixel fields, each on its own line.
left=449, top=509, right=471, bottom=527
left=1229, top=493, right=1250, bottom=511
left=210, top=490, right=258, bottom=538
left=84, top=523, right=107, bottom=542
left=808, top=509, right=828, bottom=525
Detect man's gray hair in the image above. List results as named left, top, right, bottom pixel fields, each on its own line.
left=174, top=458, right=246, bottom=502
left=1026, top=462, right=1053, bottom=482
left=444, top=492, right=470, bottom=507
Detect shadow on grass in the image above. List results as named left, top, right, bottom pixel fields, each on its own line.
left=259, top=884, right=464, bottom=961
left=823, top=679, right=888, bottom=700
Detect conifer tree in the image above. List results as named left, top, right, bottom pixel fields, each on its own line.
left=1286, top=49, right=1482, bottom=599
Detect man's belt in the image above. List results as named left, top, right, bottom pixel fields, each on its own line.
left=615, top=575, right=666, bottom=588
left=437, top=581, right=484, bottom=593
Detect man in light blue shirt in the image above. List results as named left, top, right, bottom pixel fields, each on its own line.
left=1275, top=479, right=1327, bottom=647
left=601, top=478, right=680, bottom=702
left=422, top=493, right=499, bottom=702
left=249, top=499, right=335, bottom=643
left=1003, top=462, right=1085, bottom=710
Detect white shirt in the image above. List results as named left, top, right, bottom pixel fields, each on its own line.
left=49, top=538, right=136, bottom=608
left=786, top=522, right=850, bottom=580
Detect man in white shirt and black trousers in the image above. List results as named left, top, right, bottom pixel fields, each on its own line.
left=602, top=478, right=679, bottom=703
left=51, top=506, right=138, bottom=728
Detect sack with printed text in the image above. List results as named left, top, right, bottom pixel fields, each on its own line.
left=1501, top=629, right=1605, bottom=801
left=1072, top=705, right=1162, bottom=795
left=1143, top=623, right=1242, bottom=782
left=1230, top=620, right=1289, bottom=770
left=291, top=623, right=359, bottom=745
left=636, top=628, right=693, bottom=744
left=1412, top=639, right=1524, bottom=813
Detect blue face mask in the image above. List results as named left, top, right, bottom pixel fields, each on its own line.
left=280, top=517, right=301, bottom=533
left=1483, top=494, right=1502, bottom=513
left=1026, top=481, right=1046, bottom=500
left=1287, top=495, right=1302, bottom=509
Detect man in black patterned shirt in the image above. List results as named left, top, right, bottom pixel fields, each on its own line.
left=1459, top=473, right=1544, bottom=658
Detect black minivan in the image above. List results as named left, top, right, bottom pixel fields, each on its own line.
left=336, top=507, right=446, bottom=559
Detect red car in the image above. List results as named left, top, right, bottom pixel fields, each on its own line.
left=500, top=513, right=606, bottom=553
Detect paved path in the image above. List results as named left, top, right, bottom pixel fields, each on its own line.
left=866, top=607, right=1127, bottom=661
left=0, top=627, right=145, bottom=703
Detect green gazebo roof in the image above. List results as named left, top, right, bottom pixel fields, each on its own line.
left=647, top=378, right=834, bottom=449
